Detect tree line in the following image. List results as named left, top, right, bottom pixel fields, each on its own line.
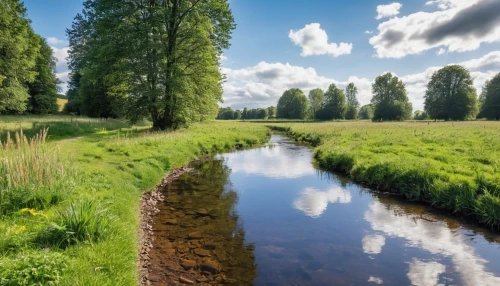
left=217, top=106, right=276, bottom=120
left=64, top=0, right=234, bottom=130
left=0, top=0, right=60, bottom=115
left=274, top=65, right=500, bottom=121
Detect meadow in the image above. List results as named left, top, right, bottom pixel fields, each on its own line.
left=269, top=121, right=500, bottom=227
left=0, top=116, right=269, bottom=285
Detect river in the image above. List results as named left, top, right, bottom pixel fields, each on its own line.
left=149, top=135, right=500, bottom=285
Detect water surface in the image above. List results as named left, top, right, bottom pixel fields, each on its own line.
left=152, top=135, right=500, bottom=285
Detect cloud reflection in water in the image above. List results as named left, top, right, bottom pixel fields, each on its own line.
left=364, top=200, right=500, bottom=286
left=293, top=187, right=352, bottom=217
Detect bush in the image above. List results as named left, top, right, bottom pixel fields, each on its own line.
left=39, top=201, right=112, bottom=248
left=0, top=251, right=68, bottom=285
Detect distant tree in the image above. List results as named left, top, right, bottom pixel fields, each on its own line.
left=249, top=108, right=258, bottom=119
left=413, top=110, right=429, bottom=120
left=308, top=88, right=324, bottom=116
left=216, top=107, right=235, bottom=120
left=424, top=65, right=478, bottom=121
left=242, top=107, right=248, bottom=119
left=276, top=88, right=308, bottom=119
left=316, top=84, right=346, bottom=120
left=234, top=110, right=242, bottom=120
left=345, top=83, right=359, bottom=120
left=257, top=108, right=268, bottom=119
left=371, top=73, right=412, bottom=121
left=267, top=106, right=276, bottom=118
left=358, top=104, right=374, bottom=119
left=0, top=0, right=39, bottom=114
left=478, top=73, right=500, bottom=120
left=27, top=36, right=59, bottom=114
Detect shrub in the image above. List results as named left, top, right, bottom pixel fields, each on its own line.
left=39, top=201, right=112, bottom=248
left=0, top=251, right=68, bottom=285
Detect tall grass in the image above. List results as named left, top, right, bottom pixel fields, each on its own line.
left=0, top=129, right=71, bottom=214
left=270, top=121, right=500, bottom=228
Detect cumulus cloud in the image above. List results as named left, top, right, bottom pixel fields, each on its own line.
left=221, top=51, right=500, bottom=111
left=47, top=37, right=66, bottom=46
left=376, top=2, right=402, bottom=20
left=289, top=23, right=352, bottom=57
left=370, top=0, right=500, bottom=58
left=50, top=46, right=70, bottom=93
left=367, top=276, right=383, bottom=284
left=364, top=200, right=500, bottom=285
left=362, top=234, right=386, bottom=254
left=293, top=187, right=352, bottom=217
left=51, top=46, right=69, bottom=68
left=365, top=30, right=374, bottom=35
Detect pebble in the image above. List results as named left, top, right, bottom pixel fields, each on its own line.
left=179, top=276, right=194, bottom=284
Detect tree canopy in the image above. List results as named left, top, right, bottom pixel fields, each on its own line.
left=345, top=82, right=359, bottom=120
left=477, top=73, right=500, bottom=120
left=371, top=73, right=412, bottom=121
left=67, top=0, right=235, bottom=129
left=358, top=104, right=374, bottom=120
left=277, top=88, right=308, bottom=119
left=424, top=65, right=478, bottom=121
left=308, top=88, right=324, bottom=116
left=316, top=84, right=346, bottom=120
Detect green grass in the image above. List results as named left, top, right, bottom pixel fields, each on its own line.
left=269, top=121, right=500, bottom=227
left=0, top=117, right=269, bottom=285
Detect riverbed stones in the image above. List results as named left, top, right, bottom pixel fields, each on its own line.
left=181, top=259, right=197, bottom=270
left=194, top=248, right=211, bottom=257
left=201, top=259, right=220, bottom=274
left=179, top=276, right=194, bottom=284
left=188, top=231, right=202, bottom=239
left=164, top=219, right=178, bottom=225
left=196, top=208, right=209, bottom=216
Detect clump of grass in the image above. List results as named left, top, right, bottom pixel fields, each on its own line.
left=0, top=251, right=68, bottom=285
left=39, top=201, right=112, bottom=248
left=0, top=129, right=70, bottom=214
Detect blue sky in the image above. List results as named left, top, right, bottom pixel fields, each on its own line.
left=23, top=0, right=500, bottom=110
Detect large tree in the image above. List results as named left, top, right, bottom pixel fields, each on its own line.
left=267, top=106, right=276, bottom=118
left=316, top=84, right=346, bottom=120
left=371, top=73, right=412, bottom=121
left=27, top=36, right=59, bottom=114
left=308, top=88, right=324, bottom=116
left=424, top=65, right=478, bottom=121
left=345, top=82, right=359, bottom=120
left=0, top=0, right=39, bottom=114
left=477, top=73, right=500, bottom=120
left=276, top=88, right=308, bottom=119
left=68, top=0, right=235, bottom=129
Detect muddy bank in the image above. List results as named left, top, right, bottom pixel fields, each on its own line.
left=139, top=166, right=194, bottom=286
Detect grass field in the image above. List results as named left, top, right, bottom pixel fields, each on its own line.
left=269, top=121, right=500, bottom=227
left=56, top=98, right=67, bottom=112
left=0, top=116, right=269, bottom=285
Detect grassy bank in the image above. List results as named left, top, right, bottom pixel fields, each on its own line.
left=0, top=117, right=269, bottom=285
left=269, top=121, right=500, bottom=228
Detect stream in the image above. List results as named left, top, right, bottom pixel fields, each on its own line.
left=149, top=135, right=500, bottom=285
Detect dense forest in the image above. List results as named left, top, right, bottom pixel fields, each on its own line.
left=0, top=0, right=60, bottom=115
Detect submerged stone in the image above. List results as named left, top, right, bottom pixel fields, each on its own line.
left=194, top=248, right=211, bottom=257
left=188, top=231, right=203, bottom=239
left=201, top=259, right=220, bottom=274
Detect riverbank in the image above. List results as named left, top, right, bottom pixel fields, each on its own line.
left=268, top=121, right=500, bottom=228
left=0, top=119, right=269, bottom=285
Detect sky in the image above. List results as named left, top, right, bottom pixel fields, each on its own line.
left=23, top=0, right=500, bottom=111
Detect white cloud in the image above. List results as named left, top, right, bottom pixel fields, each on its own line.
left=56, top=71, right=70, bottom=93
left=376, top=2, right=403, bottom=20
left=365, top=30, right=374, bottom=35
left=50, top=46, right=70, bottom=94
left=50, top=46, right=69, bottom=68
left=368, top=276, right=383, bottom=284
left=362, top=234, right=386, bottom=254
left=370, top=0, right=500, bottom=58
left=437, top=48, right=446, bottom=55
left=407, top=259, right=446, bottom=286
left=47, top=37, right=66, bottom=46
left=222, top=51, right=500, bottom=111
left=289, top=23, right=352, bottom=57
left=293, top=187, right=352, bottom=217
left=364, top=200, right=500, bottom=285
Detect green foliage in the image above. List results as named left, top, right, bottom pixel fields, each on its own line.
left=68, top=0, right=235, bottom=129
left=371, top=73, right=412, bottom=121
left=27, top=37, right=59, bottom=115
left=0, top=251, right=68, bottom=286
left=414, top=110, right=429, bottom=120
left=345, top=83, right=359, bottom=120
left=308, top=88, right=324, bottom=115
left=277, top=88, right=308, bottom=119
left=358, top=104, right=374, bottom=119
left=267, top=106, right=276, bottom=118
left=316, top=84, right=346, bottom=120
left=345, top=105, right=358, bottom=120
left=425, top=65, right=478, bottom=121
left=0, top=0, right=39, bottom=114
left=40, top=201, right=112, bottom=248
left=478, top=73, right=500, bottom=120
